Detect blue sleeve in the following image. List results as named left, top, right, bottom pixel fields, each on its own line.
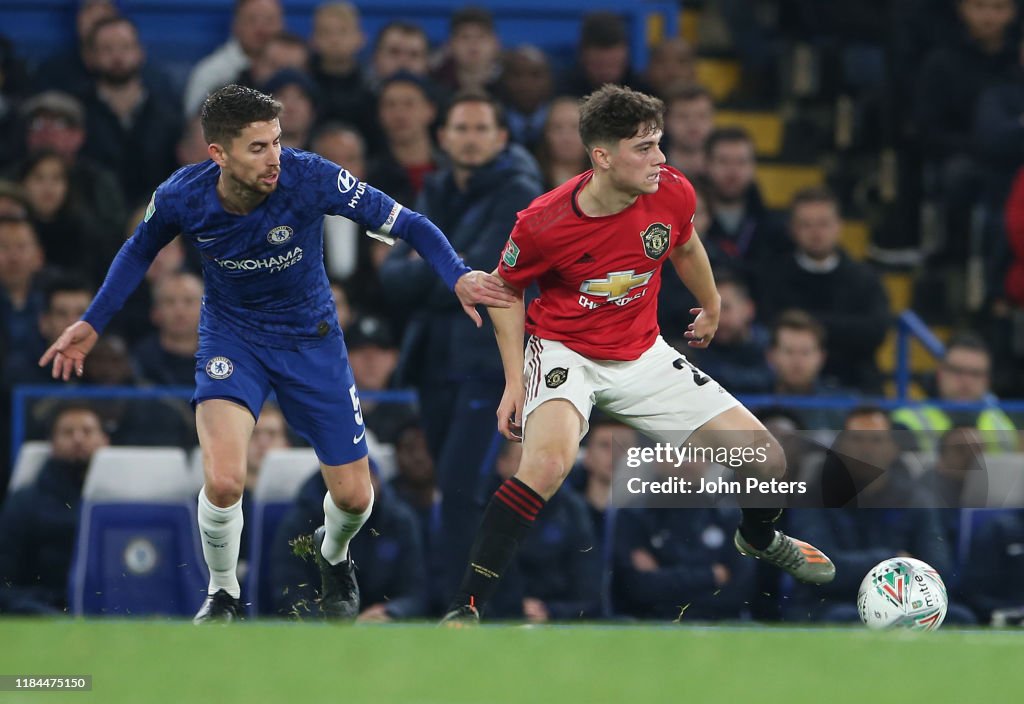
left=82, top=188, right=180, bottom=334
left=306, top=152, right=471, bottom=291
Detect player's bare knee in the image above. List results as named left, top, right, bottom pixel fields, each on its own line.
left=518, top=449, right=571, bottom=497
left=205, top=472, right=244, bottom=506
left=756, top=441, right=787, bottom=480
left=331, top=483, right=372, bottom=514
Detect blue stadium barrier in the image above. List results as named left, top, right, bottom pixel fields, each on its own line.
left=0, top=0, right=677, bottom=76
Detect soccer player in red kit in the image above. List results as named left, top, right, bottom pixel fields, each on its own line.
left=442, top=85, right=834, bottom=624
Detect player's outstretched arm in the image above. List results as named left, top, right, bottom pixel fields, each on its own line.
left=38, top=321, right=99, bottom=381
left=454, top=270, right=517, bottom=327
left=669, top=234, right=721, bottom=349
left=486, top=274, right=527, bottom=441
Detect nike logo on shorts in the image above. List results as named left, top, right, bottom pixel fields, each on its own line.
left=196, top=236, right=217, bottom=242
left=352, top=430, right=365, bottom=444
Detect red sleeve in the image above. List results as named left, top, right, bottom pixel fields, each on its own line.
left=668, top=169, right=696, bottom=247
left=497, top=218, right=548, bottom=290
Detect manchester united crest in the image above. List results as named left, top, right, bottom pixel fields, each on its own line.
left=545, top=367, right=568, bottom=389
left=640, top=222, right=671, bottom=260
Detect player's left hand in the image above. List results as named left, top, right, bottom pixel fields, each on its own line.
left=455, top=270, right=517, bottom=327
left=684, top=306, right=719, bottom=348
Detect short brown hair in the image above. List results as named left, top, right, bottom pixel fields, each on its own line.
left=578, top=85, right=664, bottom=150
left=770, top=309, right=826, bottom=348
left=201, top=84, right=282, bottom=146
left=789, top=185, right=838, bottom=213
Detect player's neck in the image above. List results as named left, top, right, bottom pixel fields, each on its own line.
left=578, top=173, right=638, bottom=216
left=216, top=174, right=267, bottom=215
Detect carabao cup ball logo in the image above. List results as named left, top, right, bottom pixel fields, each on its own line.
left=267, top=225, right=293, bottom=245
left=206, top=356, right=234, bottom=380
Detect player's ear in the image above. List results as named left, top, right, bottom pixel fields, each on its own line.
left=208, top=142, right=227, bottom=167
left=591, top=144, right=611, bottom=171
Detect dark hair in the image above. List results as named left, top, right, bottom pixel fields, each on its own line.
left=789, top=185, right=838, bottom=214
left=17, top=149, right=67, bottom=183
left=200, top=84, right=282, bottom=146
left=267, top=30, right=307, bottom=50
left=665, top=83, right=713, bottom=108
left=48, top=401, right=103, bottom=439
left=578, top=84, right=664, bottom=149
left=580, top=11, right=627, bottom=49
left=85, top=15, right=135, bottom=50
left=451, top=6, right=495, bottom=33
left=374, top=21, right=429, bottom=52
left=310, top=121, right=366, bottom=153
left=44, top=273, right=94, bottom=311
left=714, top=268, right=750, bottom=298
left=704, top=125, right=753, bottom=158
left=442, top=89, right=507, bottom=130
left=843, top=404, right=889, bottom=428
left=770, top=309, right=826, bottom=348
left=944, top=331, right=989, bottom=358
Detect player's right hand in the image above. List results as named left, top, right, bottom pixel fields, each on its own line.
left=455, top=270, right=518, bottom=327
left=497, top=383, right=526, bottom=442
left=38, top=320, right=98, bottom=381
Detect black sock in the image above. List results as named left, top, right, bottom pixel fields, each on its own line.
left=739, top=508, right=783, bottom=550
left=449, top=477, right=545, bottom=613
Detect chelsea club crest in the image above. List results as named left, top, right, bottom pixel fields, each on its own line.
left=267, top=225, right=294, bottom=245
left=205, top=356, right=234, bottom=380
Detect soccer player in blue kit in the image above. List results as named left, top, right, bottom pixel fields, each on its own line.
left=40, top=85, right=515, bottom=622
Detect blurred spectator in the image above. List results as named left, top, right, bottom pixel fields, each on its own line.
left=79, top=16, right=182, bottom=205
left=32, top=0, right=157, bottom=100
left=176, top=115, right=210, bottom=166
left=578, top=416, right=636, bottom=557
left=345, top=314, right=416, bottom=445
left=0, top=217, right=47, bottom=379
left=612, top=484, right=755, bottom=620
left=17, top=91, right=126, bottom=238
left=0, top=402, right=108, bottom=614
left=132, top=271, right=202, bottom=386
left=490, top=439, right=602, bottom=623
left=559, top=12, right=651, bottom=97
left=701, top=126, right=788, bottom=276
left=892, top=332, right=1019, bottom=453
left=765, top=309, right=849, bottom=431
left=924, top=426, right=985, bottom=508
left=432, top=7, right=502, bottom=94
left=314, top=123, right=367, bottom=282
left=380, top=91, right=542, bottom=600
left=0, top=181, right=29, bottom=219
left=0, top=35, right=29, bottom=165
left=962, top=509, right=1024, bottom=624
left=644, top=38, right=697, bottom=100
left=309, top=2, right=378, bottom=148
left=663, top=84, right=715, bottom=180
left=263, top=69, right=318, bottom=149
left=759, top=187, right=889, bottom=390
left=686, top=271, right=772, bottom=394
left=534, top=96, right=588, bottom=190
left=387, top=421, right=438, bottom=549
left=499, top=45, right=555, bottom=151
left=787, top=407, right=975, bottom=623
left=329, top=279, right=354, bottom=330
left=17, top=150, right=114, bottom=284
left=239, top=31, right=309, bottom=90
left=366, top=73, right=440, bottom=208
left=370, top=21, right=431, bottom=86
left=916, top=0, right=1018, bottom=264
left=184, top=0, right=284, bottom=117
left=4, top=273, right=92, bottom=389
left=269, top=467, right=428, bottom=620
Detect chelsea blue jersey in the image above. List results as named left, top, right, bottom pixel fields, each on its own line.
left=84, top=149, right=422, bottom=350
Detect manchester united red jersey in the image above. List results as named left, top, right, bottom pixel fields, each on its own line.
left=498, top=165, right=696, bottom=361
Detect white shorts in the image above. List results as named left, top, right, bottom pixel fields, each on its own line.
left=522, top=335, right=740, bottom=444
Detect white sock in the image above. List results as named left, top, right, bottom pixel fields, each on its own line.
left=198, top=490, right=243, bottom=598
left=321, top=487, right=374, bottom=565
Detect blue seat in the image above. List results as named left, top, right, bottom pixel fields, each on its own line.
left=69, top=447, right=207, bottom=617
left=246, top=448, right=319, bottom=617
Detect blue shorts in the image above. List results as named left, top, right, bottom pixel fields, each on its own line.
left=193, top=328, right=368, bottom=466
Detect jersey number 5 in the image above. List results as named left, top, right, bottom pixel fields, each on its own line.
left=673, top=357, right=710, bottom=386
left=349, top=384, right=364, bottom=426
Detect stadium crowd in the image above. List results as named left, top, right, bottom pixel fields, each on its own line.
left=0, top=0, right=1023, bottom=624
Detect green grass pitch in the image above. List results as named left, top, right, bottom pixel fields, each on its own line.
left=0, top=620, right=1021, bottom=703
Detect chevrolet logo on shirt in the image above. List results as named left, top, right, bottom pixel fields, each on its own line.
left=579, top=270, right=654, bottom=301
